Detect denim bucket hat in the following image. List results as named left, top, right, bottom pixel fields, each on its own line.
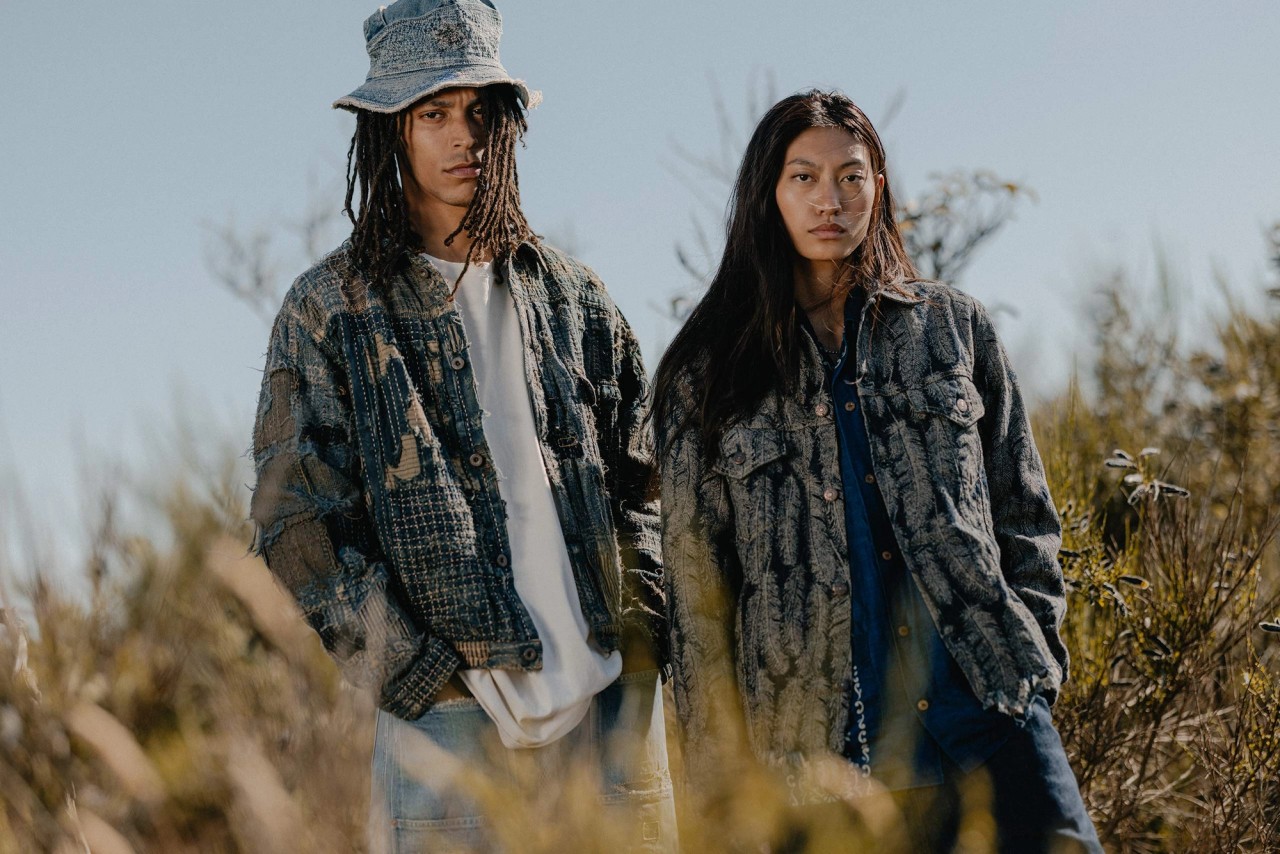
left=334, top=0, right=539, bottom=114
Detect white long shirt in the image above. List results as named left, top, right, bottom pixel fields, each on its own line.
left=423, top=253, right=622, bottom=748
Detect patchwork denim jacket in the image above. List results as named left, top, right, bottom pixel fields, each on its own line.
left=658, top=280, right=1067, bottom=792
left=251, top=241, right=664, bottom=721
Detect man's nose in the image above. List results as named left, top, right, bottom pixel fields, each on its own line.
left=453, top=117, right=481, bottom=149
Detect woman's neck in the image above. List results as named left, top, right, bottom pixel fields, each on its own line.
left=794, top=260, right=848, bottom=353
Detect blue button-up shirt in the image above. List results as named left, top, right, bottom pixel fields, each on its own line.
left=822, top=288, right=1016, bottom=790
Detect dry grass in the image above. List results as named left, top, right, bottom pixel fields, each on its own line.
left=4, top=234, right=1280, bottom=852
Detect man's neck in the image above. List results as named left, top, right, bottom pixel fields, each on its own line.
left=407, top=199, right=478, bottom=263
left=416, top=219, right=473, bottom=263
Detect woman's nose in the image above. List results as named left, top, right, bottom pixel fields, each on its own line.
left=812, top=186, right=842, bottom=216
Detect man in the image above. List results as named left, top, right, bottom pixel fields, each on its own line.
left=249, top=1, right=674, bottom=850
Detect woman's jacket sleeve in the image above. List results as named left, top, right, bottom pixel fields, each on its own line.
left=659, top=408, right=754, bottom=797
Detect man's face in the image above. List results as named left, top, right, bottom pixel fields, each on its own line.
left=399, top=86, right=486, bottom=228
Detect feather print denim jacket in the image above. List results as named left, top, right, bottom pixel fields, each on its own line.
left=251, top=241, right=665, bottom=721
left=658, top=280, right=1067, bottom=792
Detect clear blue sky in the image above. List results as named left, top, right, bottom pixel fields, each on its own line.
left=2, top=0, right=1278, bottom=565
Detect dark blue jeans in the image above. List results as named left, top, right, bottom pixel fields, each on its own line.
left=894, top=696, right=1102, bottom=853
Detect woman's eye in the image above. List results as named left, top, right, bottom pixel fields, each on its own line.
left=794, top=174, right=813, bottom=182
left=843, top=174, right=865, bottom=184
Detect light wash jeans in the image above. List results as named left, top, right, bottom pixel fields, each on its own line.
left=370, top=670, right=677, bottom=853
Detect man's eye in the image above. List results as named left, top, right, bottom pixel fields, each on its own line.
left=794, top=174, right=812, bottom=182
left=421, top=111, right=442, bottom=120
left=843, top=174, right=865, bottom=183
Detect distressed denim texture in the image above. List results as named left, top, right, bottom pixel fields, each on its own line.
left=251, top=241, right=664, bottom=721
left=658, top=281, right=1068, bottom=798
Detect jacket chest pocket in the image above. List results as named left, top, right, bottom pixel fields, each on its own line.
left=713, top=426, right=801, bottom=569
left=895, top=373, right=987, bottom=499
left=713, top=425, right=815, bottom=675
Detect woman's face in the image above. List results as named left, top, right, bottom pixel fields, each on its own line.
left=775, top=127, right=883, bottom=268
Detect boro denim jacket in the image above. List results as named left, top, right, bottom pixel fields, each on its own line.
left=251, top=241, right=664, bottom=721
left=658, top=280, right=1067, bottom=792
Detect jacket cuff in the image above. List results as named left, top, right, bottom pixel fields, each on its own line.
left=379, top=635, right=463, bottom=720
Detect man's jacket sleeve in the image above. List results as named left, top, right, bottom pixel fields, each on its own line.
left=251, top=299, right=460, bottom=719
left=972, top=300, right=1070, bottom=693
left=659, top=407, right=754, bottom=800
left=600, top=300, right=669, bottom=671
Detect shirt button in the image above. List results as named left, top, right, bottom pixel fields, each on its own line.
left=881, top=550, right=893, bottom=561
left=468, top=452, right=485, bottom=468
left=450, top=356, right=466, bottom=370
left=956, top=398, right=970, bottom=413
left=864, top=474, right=876, bottom=484
left=823, top=487, right=839, bottom=502
left=494, top=554, right=509, bottom=568
left=829, top=581, right=849, bottom=598
left=815, top=403, right=830, bottom=417
left=917, top=699, right=930, bottom=713
left=897, top=625, right=910, bottom=637
left=844, top=401, right=857, bottom=412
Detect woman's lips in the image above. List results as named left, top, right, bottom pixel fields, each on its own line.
left=809, top=224, right=847, bottom=238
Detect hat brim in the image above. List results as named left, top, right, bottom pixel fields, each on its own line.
left=333, top=64, right=539, bottom=113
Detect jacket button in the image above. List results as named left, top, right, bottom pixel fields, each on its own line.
left=732, top=451, right=746, bottom=465
left=829, top=581, right=849, bottom=598
left=451, top=356, right=466, bottom=370
left=864, top=474, right=876, bottom=484
left=823, top=487, right=838, bottom=502
left=494, top=554, right=509, bottom=568
left=916, top=699, right=930, bottom=713
left=815, top=403, right=830, bottom=417
left=469, top=452, right=485, bottom=468
left=956, top=398, right=970, bottom=413
left=897, top=625, right=910, bottom=637
left=521, top=647, right=538, bottom=663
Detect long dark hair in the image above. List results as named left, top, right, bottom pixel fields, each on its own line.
left=651, top=89, right=918, bottom=453
left=343, top=83, right=535, bottom=291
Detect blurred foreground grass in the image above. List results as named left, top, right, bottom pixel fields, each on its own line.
left=4, top=234, right=1280, bottom=852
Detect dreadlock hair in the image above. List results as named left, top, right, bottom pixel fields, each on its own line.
left=343, top=83, right=536, bottom=293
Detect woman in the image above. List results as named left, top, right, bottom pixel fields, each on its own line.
left=652, top=90, right=1101, bottom=853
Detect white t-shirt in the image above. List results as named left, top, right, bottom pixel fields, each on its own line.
left=423, top=253, right=622, bottom=748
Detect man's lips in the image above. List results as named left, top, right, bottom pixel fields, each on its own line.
left=447, top=162, right=482, bottom=179
left=809, top=224, right=848, bottom=238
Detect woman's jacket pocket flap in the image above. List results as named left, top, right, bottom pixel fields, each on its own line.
left=907, top=375, right=985, bottom=428
left=712, top=426, right=789, bottom=479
